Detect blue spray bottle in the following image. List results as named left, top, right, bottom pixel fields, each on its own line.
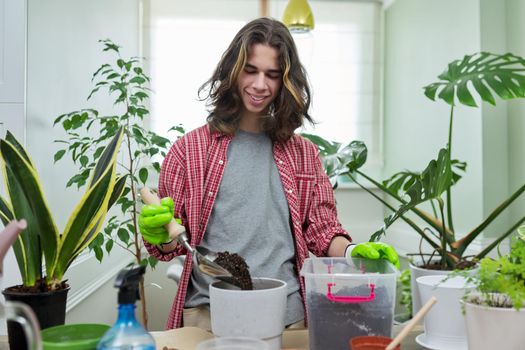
left=97, top=265, right=155, bottom=350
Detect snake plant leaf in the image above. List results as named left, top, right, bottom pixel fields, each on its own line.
left=108, top=175, right=127, bottom=209
left=90, top=126, right=123, bottom=186
left=370, top=148, right=452, bottom=242
left=424, top=52, right=525, bottom=107
left=0, top=195, right=13, bottom=224
left=0, top=138, right=59, bottom=286
left=52, top=128, right=123, bottom=281
left=5, top=131, right=35, bottom=168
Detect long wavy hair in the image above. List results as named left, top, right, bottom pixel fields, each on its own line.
left=199, top=17, right=313, bottom=142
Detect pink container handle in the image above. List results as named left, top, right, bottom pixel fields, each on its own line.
left=326, top=283, right=376, bottom=303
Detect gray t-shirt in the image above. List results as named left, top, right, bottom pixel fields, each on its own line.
left=185, top=129, right=304, bottom=325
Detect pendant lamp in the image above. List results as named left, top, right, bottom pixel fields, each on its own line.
left=282, top=0, right=314, bottom=33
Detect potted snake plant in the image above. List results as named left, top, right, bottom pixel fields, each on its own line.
left=303, top=51, right=525, bottom=315
left=0, top=128, right=125, bottom=350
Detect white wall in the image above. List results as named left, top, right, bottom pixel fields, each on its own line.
left=0, top=0, right=27, bottom=336
left=383, top=0, right=483, bottom=239
left=506, top=0, right=525, bottom=235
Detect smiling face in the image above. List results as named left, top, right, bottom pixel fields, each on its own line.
left=237, top=43, right=282, bottom=131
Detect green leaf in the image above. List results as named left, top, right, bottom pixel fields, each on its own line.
left=139, top=168, right=148, bottom=184
left=1, top=137, right=60, bottom=286
left=370, top=148, right=452, bottom=242
left=6, top=131, right=34, bottom=167
left=0, top=195, right=14, bottom=225
left=52, top=130, right=123, bottom=280
left=105, top=239, right=114, bottom=253
left=130, top=76, right=146, bottom=85
left=148, top=255, right=158, bottom=269
left=424, top=52, right=525, bottom=107
left=108, top=175, right=127, bottom=209
left=302, top=134, right=367, bottom=188
left=79, top=155, right=89, bottom=167
left=93, top=246, right=103, bottom=262
left=54, top=150, right=66, bottom=163
left=117, top=228, right=130, bottom=244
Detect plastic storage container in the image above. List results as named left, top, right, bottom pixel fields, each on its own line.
left=301, top=257, right=398, bottom=350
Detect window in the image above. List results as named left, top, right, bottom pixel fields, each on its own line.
left=144, top=0, right=383, bottom=167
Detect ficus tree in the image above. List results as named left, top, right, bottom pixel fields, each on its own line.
left=54, top=39, right=183, bottom=328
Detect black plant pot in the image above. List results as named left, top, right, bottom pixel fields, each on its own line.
left=3, top=286, right=69, bottom=350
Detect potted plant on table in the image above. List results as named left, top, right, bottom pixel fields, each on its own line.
left=462, top=227, right=525, bottom=349
left=303, top=51, right=525, bottom=314
left=0, top=128, right=124, bottom=349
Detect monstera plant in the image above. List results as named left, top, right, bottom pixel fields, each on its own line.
left=304, top=52, right=525, bottom=270
left=0, top=128, right=124, bottom=291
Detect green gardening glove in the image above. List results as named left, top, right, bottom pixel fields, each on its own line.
left=138, top=197, right=176, bottom=245
left=347, top=242, right=400, bottom=269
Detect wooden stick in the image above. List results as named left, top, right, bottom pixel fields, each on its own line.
left=385, top=296, right=437, bottom=350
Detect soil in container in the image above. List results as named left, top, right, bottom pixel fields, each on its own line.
left=214, top=251, right=253, bottom=290
left=307, top=285, right=393, bottom=350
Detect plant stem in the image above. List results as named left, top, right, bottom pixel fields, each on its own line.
left=475, top=216, right=525, bottom=259
left=446, top=106, right=455, bottom=235
left=348, top=173, right=439, bottom=248
left=125, top=107, right=148, bottom=330
left=438, top=198, right=448, bottom=269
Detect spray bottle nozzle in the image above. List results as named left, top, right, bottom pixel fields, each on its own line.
left=114, top=265, right=146, bottom=305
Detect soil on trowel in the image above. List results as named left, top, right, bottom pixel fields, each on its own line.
left=214, top=251, right=253, bottom=290
left=307, top=285, right=393, bottom=350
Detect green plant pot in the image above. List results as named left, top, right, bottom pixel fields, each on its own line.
left=41, top=323, right=110, bottom=350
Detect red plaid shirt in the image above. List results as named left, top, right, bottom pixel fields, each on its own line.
left=145, top=125, right=350, bottom=329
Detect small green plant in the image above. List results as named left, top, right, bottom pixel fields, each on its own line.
left=467, top=229, right=525, bottom=310
left=398, top=268, right=413, bottom=317
left=304, top=52, right=525, bottom=270
left=53, top=39, right=183, bottom=328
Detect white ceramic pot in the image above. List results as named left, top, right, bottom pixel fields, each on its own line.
left=415, top=275, right=473, bottom=350
left=409, top=261, right=478, bottom=317
left=209, top=278, right=287, bottom=350
left=465, top=297, right=525, bottom=350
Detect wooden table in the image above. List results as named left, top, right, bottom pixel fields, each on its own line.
left=151, top=324, right=425, bottom=350
left=0, top=324, right=425, bottom=349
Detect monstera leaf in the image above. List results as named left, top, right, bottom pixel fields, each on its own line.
left=302, top=134, right=367, bottom=188
left=424, top=52, right=525, bottom=107
left=383, top=159, right=466, bottom=197
left=370, top=148, right=452, bottom=242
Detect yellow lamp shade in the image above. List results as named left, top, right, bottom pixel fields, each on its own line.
left=282, top=0, right=314, bottom=33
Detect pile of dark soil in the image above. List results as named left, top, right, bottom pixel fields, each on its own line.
left=307, top=285, right=393, bottom=350
left=214, top=251, right=253, bottom=290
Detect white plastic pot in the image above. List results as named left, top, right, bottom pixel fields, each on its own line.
left=209, top=278, right=287, bottom=350
left=464, top=297, right=525, bottom=350
left=415, top=275, right=473, bottom=350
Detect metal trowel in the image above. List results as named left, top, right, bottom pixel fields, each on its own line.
left=140, top=187, right=236, bottom=285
